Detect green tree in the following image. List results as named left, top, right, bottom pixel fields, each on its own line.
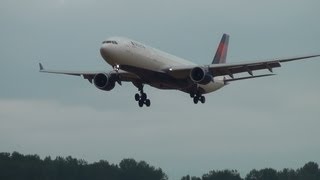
left=202, top=169, right=242, bottom=180
left=119, top=158, right=167, bottom=180
left=297, top=162, right=320, bottom=180
left=245, top=168, right=278, bottom=180
left=277, top=168, right=297, bottom=180
left=181, top=175, right=191, bottom=180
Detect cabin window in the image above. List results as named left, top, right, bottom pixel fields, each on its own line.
left=131, top=41, right=145, bottom=48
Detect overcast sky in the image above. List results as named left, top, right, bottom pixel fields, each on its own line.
left=1, top=0, right=320, bottom=179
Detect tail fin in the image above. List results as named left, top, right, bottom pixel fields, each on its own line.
left=212, top=34, right=229, bottom=64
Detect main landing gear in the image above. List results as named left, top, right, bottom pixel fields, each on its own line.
left=190, top=92, right=206, bottom=104
left=134, top=86, right=151, bottom=107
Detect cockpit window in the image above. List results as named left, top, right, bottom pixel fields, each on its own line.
left=102, top=41, right=118, bottom=45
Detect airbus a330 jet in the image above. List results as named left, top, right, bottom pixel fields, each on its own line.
left=39, top=34, right=320, bottom=107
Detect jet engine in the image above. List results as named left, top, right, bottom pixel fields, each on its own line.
left=93, top=73, right=115, bottom=91
left=190, top=67, right=213, bottom=85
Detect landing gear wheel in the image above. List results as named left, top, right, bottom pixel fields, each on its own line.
left=193, top=97, right=199, bottom=104
left=141, top=93, right=147, bottom=101
left=135, top=93, right=140, bottom=101
left=138, top=100, right=144, bottom=107
left=200, top=96, right=206, bottom=104
left=145, top=99, right=151, bottom=107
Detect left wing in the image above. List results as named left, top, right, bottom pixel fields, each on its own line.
left=166, top=54, right=320, bottom=79
left=39, top=63, right=140, bottom=83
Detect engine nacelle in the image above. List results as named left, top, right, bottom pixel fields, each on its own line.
left=93, top=73, right=115, bottom=91
left=190, top=67, right=213, bottom=85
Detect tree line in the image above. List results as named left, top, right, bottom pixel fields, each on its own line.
left=182, top=161, right=320, bottom=180
left=0, top=152, right=167, bottom=180
left=0, top=152, right=319, bottom=180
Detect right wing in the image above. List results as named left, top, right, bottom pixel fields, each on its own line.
left=39, top=63, right=141, bottom=83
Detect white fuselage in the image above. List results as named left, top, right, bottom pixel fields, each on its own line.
left=100, top=37, right=225, bottom=94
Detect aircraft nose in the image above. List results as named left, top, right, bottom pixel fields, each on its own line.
left=100, top=43, right=110, bottom=58
left=100, top=43, right=108, bottom=52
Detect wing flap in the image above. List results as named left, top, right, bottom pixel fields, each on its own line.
left=224, top=74, right=276, bottom=82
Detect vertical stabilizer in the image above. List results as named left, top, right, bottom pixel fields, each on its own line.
left=212, top=34, right=229, bottom=64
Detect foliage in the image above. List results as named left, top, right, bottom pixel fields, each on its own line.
left=202, top=169, right=242, bottom=180
left=0, top=152, right=319, bottom=180
left=183, top=162, right=320, bottom=180
left=0, top=152, right=167, bottom=180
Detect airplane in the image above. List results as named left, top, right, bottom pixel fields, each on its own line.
left=39, top=34, right=320, bottom=107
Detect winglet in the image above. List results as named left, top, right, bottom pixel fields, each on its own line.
left=212, top=33, right=229, bottom=64
left=39, top=63, right=44, bottom=71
